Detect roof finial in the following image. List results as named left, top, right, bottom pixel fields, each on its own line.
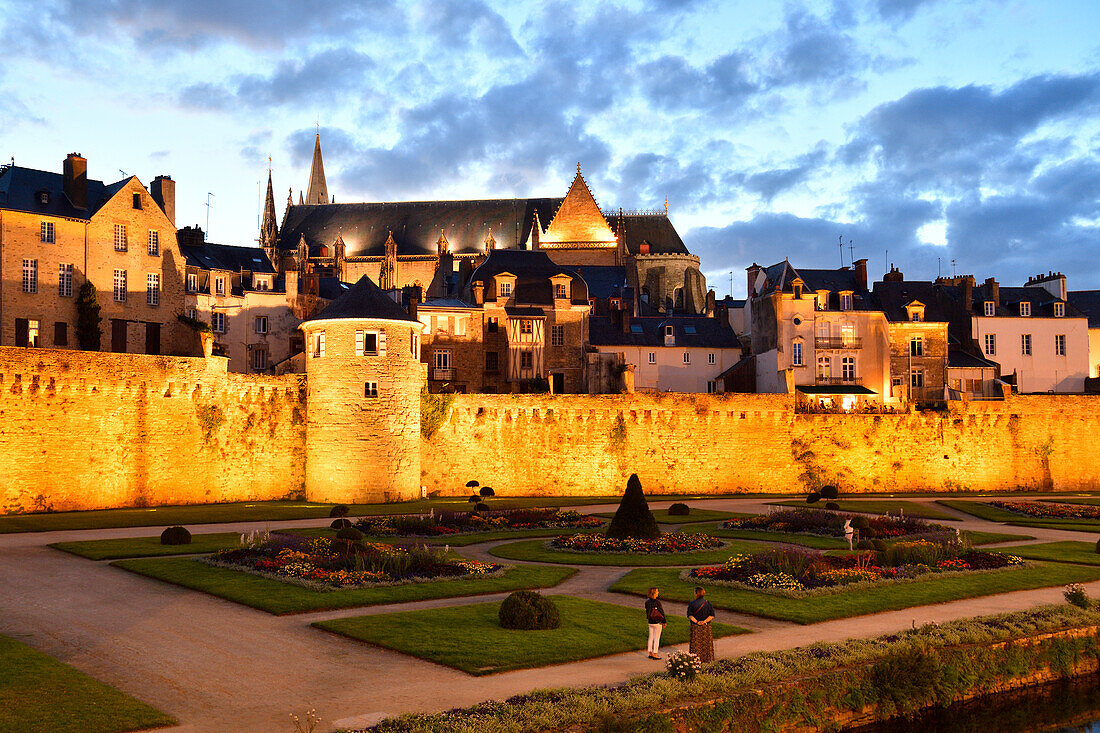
left=268, top=155, right=272, bottom=174
left=664, top=196, right=668, bottom=215
left=577, top=161, right=581, bottom=176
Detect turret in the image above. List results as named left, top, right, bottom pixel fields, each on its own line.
left=306, top=132, right=329, bottom=205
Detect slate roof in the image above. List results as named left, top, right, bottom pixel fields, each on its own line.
left=304, top=275, right=418, bottom=323
left=180, top=242, right=277, bottom=274
left=617, top=214, right=689, bottom=255
left=948, top=349, right=999, bottom=369
left=975, top=284, right=1083, bottom=319
left=573, top=266, right=627, bottom=299
left=420, top=297, right=479, bottom=310
left=1068, top=290, right=1100, bottom=327
left=588, top=316, right=739, bottom=348
left=871, top=280, right=974, bottom=346
left=469, top=249, right=589, bottom=305
left=0, top=165, right=130, bottom=219
left=757, top=261, right=872, bottom=310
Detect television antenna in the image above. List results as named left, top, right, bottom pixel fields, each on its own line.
left=204, top=192, right=216, bottom=240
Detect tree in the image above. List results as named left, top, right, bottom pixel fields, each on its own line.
left=76, top=282, right=102, bottom=351
left=606, top=474, right=661, bottom=540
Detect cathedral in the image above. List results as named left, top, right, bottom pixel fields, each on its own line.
left=259, top=134, right=709, bottom=316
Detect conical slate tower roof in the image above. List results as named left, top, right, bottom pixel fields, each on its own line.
left=260, top=170, right=278, bottom=244
left=306, top=133, right=329, bottom=205
left=305, top=275, right=419, bottom=324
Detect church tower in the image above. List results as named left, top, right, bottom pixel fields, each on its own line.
left=306, top=133, right=329, bottom=205
left=259, top=168, right=279, bottom=265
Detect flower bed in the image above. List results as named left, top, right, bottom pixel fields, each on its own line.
left=991, top=501, right=1100, bottom=521
left=208, top=533, right=500, bottom=590
left=550, top=532, right=724, bottom=554
left=689, top=540, right=1024, bottom=596
left=354, top=508, right=602, bottom=537
left=724, top=507, right=941, bottom=539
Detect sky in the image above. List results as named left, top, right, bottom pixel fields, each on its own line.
left=1, top=0, right=1097, bottom=297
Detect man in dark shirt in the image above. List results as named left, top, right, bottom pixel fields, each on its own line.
left=645, top=587, right=666, bottom=659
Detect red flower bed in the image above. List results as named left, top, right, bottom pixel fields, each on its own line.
left=551, top=532, right=723, bottom=554
left=991, top=501, right=1100, bottom=520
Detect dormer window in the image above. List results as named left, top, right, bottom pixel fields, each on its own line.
left=132, top=193, right=142, bottom=210
left=663, top=325, right=675, bottom=347
left=1054, top=302, right=1065, bottom=318
left=630, top=324, right=643, bottom=334
left=911, top=312, right=921, bottom=322
left=1019, top=302, right=1031, bottom=317
left=984, top=301, right=995, bottom=317
left=839, top=293, right=853, bottom=311
left=905, top=302, right=925, bottom=322
left=499, top=281, right=512, bottom=297
left=37, top=191, right=50, bottom=206
left=793, top=283, right=802, bottom=299
left=610, top=297, right=621, bottom=310
left=554, top=283, right=567, bottom=299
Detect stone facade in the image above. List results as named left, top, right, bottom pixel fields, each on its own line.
left=886, top=320, right=948, bottom=402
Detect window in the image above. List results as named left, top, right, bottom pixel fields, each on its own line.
left=551, top=324, right=564, bottom=346
left=485, top=351, right=499, bottom=373
left=25, top=319, right=39, bottom=347
left=984, top=333, right=996, bottom=355
left=186, top=308, right=196, bottom=320
left=356, top=330, right=379, bottom=356
left=432, top=350, right=451, bottom=369
left=554, top=283, right=568, bottom=299
left=842, top=357, right=855, bottom=380
left=1021, top=333, right=1032, bottom=356
left=186, top=273, right=197, bottom=292
left=1055, top=334, right=1066, bottom=357
left=147, top=230, right=159, bottom=256
left=212, top=312, right=226, bottom=333
left=841, top=323, right=855, bottom=345
left=519, top=320, right=532, bottom=335
left=113, top=269, right=126, bottom=302
left=682, top=352, right=690, bottom=364
left=910, top=368, right=925, bottom=388
left=146, top=273, right=159, bottom=306
left=40, top=221, right=54, bottom=243
left=255, top=316, right=268, bottom=334
left=114, top=224, right=127, bottom=251
left=984, top=301, right=995, bottom=317
left=311, top=331, right=325, bottom=357
left=910, top=336, right=923, bottom=357
left=54, top=322, right=68, bottom=347
left=648, top=352, right=656, bottom=364
left=132, top=193, right=142, bottom=209
left=1019, top=302, right=1031, bottom=317
left=793, top=283, right=802, bottom=299
left=630, top=323, right=643, bottom=333
left=708, top=353, right=715, bottom=365
left=58, top=263, right=73, bottom=297
left=911, top=311, right=922, bottom=322
left=791, top=341, right=803, bottom=366
left=706, top=380, right=718, bottom=394
left=215, top=277, right=225, bottom=297
left=1054, top=302, right=1065, bottom=318
left=839, top=293, right=853, bottom=310
left=966, top=378, right=982, bottom=393
left=411, top=332, right=419, bottom=357
left=252, top=349, right=267, bottom=371
left=520, top=351, right=533, bottom=370
left=254, top=277, right=270, bottom=291
left=684, top=325, right=697, bottom=334
left=499, top=281, right=512, bottom=297
left=364, top=381, right=378, bottom=398
left=817, top=356, right=831, bottom=379
left=487, top=317, right=498, bottom=333
left=22, top=259, right=37, bottom=293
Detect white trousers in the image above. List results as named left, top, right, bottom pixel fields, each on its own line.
left=647, top=623, right=663, bottom=654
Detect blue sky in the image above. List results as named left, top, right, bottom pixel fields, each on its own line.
left=1, top=0, right=1097, bottom=296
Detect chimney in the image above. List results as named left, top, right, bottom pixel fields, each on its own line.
left=620, top=292, right=635, bottom=333
left=853, top=258, right=868, bottom=291
left=746, top=263, right=762, bottom=298
left=407, top=286, right=421, bottom=322
left=63, top=153, right=87, bottom=210
left=984, top=277, right=999, bottom=308
left=151, top=175, right=175, bottom=226
left=883, top=265, right=903, bottom=282
left=960, top=275, right=973, bottom=312
left=472, top=280, right=485, bottom=306
left=706, top=289, right=716, bottom=317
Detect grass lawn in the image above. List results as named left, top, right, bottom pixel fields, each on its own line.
left=50, top=532, right=244, bottom=560
left=683, top=525, right=848, bottom=549
left=991, top=541, right=1100, bottom=566
left=488, top=538, right=760, bottom=566
left=596, top=509, right=743, bottom=525
left=111, top=557, right=575, bottom=615
left=0, top=633, right=174, bottom=733
left=964, top=530, right=1036, bottom=545
left=610, top=562, right=1100, bottom=624
left=770, top=499, right=958, bottom=521
left=314, top=596, right=748, bottom=675
left=938, top=500, right=1100, bottom=532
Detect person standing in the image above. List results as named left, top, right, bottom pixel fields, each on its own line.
left=645, top=587, right=666, bottom=659
left=687, top=586, right=715, bottom=663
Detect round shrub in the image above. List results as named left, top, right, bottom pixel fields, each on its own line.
left=335, top=527, right=364, bottom=542
left=872, top=539, right=888, bottom=552
left=668, top=503, right=690, bottom=516
left=498, top=591, right=561, bottom=630
left=1095, top=538, right=1100, bottom=554
left=475, top=502, right=490, bottom=512
left=820, top=485, right=839, bottom=500
left=468, top=495, right=480, bottom=504
left=160, top=526, right=191, bottom=545
left=861, top=527, right=877, bottom=539
left=806, top=492, right=821, bottom=504
left=329, top=504, right=350, bottom=518
left=479, top=486, right=495, bottom=497
left=330, top=518, right=353, bottom=529
left=855, top=539, right=875, bottom=551
left=825, top=502, right=840, bottom=511
left=851, top=516, right=870, bottom=530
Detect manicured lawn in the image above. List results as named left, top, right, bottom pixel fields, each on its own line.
left=991, top=541, right=1100, bottom=566
left=488, top=538, right=753, bottom=566
left=610, top=562, right=1100, bottom=624
left=50, top=532, right=245, bottom=560
left=683, top=525, right=848, bottom=549
left=938, top=500, right=1100, bottom=532
left=964, top=530, right=1036, bottom=545
left=770, top=499, right=958, bottom=521
left=596, top=509, right=744, bottom=525
left=0, top=633, right=175, bottom=733
left=315, top=596, right=747, bottom=675
left=111, top=557, right=575, bottom=615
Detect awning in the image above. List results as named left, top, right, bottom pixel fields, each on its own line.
left=796, top=385, right=877, bottom=395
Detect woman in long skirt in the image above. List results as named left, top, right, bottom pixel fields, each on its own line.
left=686, top=586, right=715, bottom=663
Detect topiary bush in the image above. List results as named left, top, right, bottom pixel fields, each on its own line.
left=668, top=502, right=690, bottom=516
left=825, top=501, right=840, bottom=510
left=330, top=518, right=353, bottom=529
left=856, top=539, right=875, bottom=551
left=606, top=474, right=661, bottom=540
left=330, top=504, right=350, bottom=518
left=872, top=539, right=888, bottom=552
left=851, top=516, right=870, bottom=531
left=336, top=527, right=364, bottom=542
left=468, top=495, right=480, bottom=504
left=806, top=492, right=821, bottom=504
left=820, top=485, right=839, bottom=500
left=498, top=591, right=561, bottom=630
left=479, top=486, right=495, bottom=497
left=160, top=526, right=191, bottom=545
left=1095, top=538, right=1100, bottom=554
left=475, top=502, right=490, bottom=512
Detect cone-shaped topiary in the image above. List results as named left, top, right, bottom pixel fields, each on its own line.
left=160, top=526, right=191, bottom=545
left=498, top=591, right=560, bottom=630
left=606, top=474, right=661, bottom=540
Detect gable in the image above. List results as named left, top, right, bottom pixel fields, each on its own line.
left=540, top=170, right=617, bottom=248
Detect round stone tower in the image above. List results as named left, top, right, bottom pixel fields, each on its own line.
left=299, top=276, right=426, bottom=503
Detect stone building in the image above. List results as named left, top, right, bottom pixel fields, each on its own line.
left=299, top=274, right=425, bottom=503
left=416, top=297, right=485, bottom=393
left=0, top=154, right=190, bottom=354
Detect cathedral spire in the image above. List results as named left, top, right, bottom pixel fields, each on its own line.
left=306, top=132, right=329, bottom=205
left=260, top=165, right=278, bottom=259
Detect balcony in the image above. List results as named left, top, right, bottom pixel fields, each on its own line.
left=431, top=367, right=454, bottom=381
left=816, top=375, right=860, bottom=386
left=815, top=337, right=862, bottom=349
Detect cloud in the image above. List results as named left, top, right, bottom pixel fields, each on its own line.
left=872, top=0, right=938, bottom=22
left=417, top=0, right=521, bottom=56
left=739, top=146, right=829, bottom=201
left=637, top=53, right=757, bottom=113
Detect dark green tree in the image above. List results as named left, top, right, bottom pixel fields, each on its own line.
left=606, top=473, right=661, bottom=540
left=75, top=281, right=102, bottom=351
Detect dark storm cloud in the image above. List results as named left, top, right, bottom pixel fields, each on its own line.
left=762, top=8, right=873, bottom=88
left=637, top=53, right=757, bottom=113
left=739, top=146, right=829, bottom=202
left=420, top=0, right=522, bottom=56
